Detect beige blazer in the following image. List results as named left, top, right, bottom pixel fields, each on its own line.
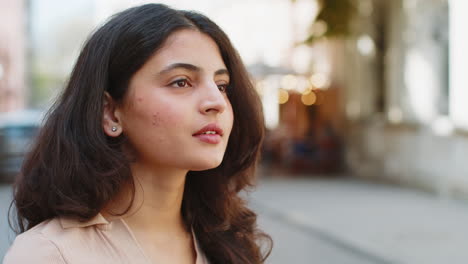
left=3, top=213, right=209, bottom=264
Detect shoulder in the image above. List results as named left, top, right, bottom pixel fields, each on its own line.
left=3, top=220, right=66, bottom=264
left=3, top=214, right=112, bottom=264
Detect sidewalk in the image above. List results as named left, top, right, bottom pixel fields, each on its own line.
left=250, top=176, right=468, bottom=264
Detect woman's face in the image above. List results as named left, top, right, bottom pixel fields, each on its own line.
left=115, top=29, right=234, bottom=171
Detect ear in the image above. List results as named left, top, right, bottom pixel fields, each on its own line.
left=103, top=92, right=123, bottom=137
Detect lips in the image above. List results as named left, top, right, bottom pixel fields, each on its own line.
left=193, top=123, right=224, bottom=136
left=193, top=123, right=223, bottom=144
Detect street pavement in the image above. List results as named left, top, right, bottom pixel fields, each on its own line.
left=253, top=203, right=381, bottom=264
left=251, top=176, right=468, bottom=264
left=1, top=177, right=468, bottom=263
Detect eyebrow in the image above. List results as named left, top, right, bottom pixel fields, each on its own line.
left=158, top=63, right=229, bottom=77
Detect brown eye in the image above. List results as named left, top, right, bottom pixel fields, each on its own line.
left=218, top=84, right=229, bottom=93
left=176, top=80, right=187, bottom=87
left=170, top=78, right=191, bottom=88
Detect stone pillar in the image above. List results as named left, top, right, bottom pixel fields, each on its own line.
left=449, top=0, right=468, bottom=129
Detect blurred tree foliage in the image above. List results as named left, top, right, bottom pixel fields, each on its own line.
left=301, top=0, right=358, bottom=44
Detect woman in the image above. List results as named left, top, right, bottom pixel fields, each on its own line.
left=4, top=4, right=272, bottom=264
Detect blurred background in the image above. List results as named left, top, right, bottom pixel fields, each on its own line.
left=1, top=0, right=468, bottom=263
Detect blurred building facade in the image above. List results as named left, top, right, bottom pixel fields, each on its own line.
left=0, top=0, right=26, bottom=112
left=330, top=0, right=468, bottom=197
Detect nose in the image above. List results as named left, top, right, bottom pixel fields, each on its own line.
left=199, top=81, right=227, bottom=115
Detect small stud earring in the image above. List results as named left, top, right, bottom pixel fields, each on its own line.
left=111, top=126, right=117, bottom=132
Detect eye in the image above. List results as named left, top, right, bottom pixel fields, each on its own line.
left=170, top=78, right=192, bottom=88
left=217, top=83, right=229, bottom=93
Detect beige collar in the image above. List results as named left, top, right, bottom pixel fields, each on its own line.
left=58, top=213, right=209, bottom=263
left=59, top=213, right=110, bottom=229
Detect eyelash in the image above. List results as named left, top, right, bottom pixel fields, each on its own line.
left=170, top=78, right=192, bottom=88
left=169, top=78, right=229, bottom=93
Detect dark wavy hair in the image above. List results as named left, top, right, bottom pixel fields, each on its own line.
left=10, top=3, right=272, bottom=263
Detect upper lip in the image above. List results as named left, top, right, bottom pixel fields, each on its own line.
left=193, top=123, right=224, bottom=136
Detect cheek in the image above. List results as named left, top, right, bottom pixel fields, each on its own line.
left=150, top=107, right=184, bottom=130
left=151, top=113, right=162, bottom=126
left=226, top=105, right=234, bottom=130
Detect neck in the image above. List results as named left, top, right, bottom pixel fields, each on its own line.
left=104, top=162, right=190, bottom=236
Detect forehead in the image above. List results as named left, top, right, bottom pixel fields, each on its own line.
left=150, top=29, right=226, bottom=70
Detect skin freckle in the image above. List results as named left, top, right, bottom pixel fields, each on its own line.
left=152, top=113, right=162, bottom=126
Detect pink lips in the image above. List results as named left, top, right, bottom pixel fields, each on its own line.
left=193, top=123, right=223, bottom=144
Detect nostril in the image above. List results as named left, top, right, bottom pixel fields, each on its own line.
left=205, top=107, right=221, bottom=113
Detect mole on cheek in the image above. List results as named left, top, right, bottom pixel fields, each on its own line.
left=151, top=113, right=162, bottom=126
left=137, top=97, right=143, bottom=103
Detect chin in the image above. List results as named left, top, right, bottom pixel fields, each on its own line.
left=189, top=156, right=224, bottom=171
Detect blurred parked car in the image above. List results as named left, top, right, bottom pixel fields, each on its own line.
left=0, top=110, right=43, bottom=182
